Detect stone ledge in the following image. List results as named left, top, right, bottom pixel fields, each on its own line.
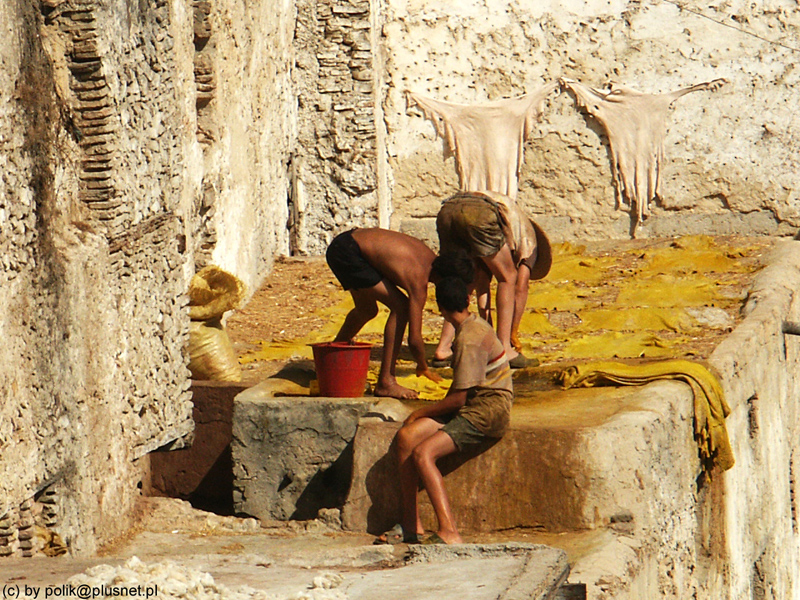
left=342, top=380, right=696, bottom=536
left=232, top=388, right=377, bottom=520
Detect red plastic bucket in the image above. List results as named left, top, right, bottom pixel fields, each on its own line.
left=311, top=342, right=372, bottom=397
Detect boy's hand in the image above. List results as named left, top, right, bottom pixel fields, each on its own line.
left=417, top=365, right=443, bottom=383
left=404, top=409, right=423, bottom=426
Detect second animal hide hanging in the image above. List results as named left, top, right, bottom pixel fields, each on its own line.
left=560, top=78, right=727, bottom=222
left=407, top=83, right=559, bottom=200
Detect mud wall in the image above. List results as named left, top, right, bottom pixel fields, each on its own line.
left=380, top=0, right=800, bottom=241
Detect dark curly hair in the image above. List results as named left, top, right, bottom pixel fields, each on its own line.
left=431, top=249, right=474, bottom=285
left=435, top=276, right=469, bottom=312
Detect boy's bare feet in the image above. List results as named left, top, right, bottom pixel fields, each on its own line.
left=430, top=352, right=452, bottom=368
left=375, top=381, right=419, bottom=400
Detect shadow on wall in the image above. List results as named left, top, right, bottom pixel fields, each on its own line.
left=291, top=442, right=356, bottom=521
left=362, top=437, right=500, bottom=536
left=146, top=381, right=247, bottom=516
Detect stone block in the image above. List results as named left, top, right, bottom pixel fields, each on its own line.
left=232, top=389, right=377, bottom=521
left=342, top=381, right=697, bottom=536
left=399, top=217, right=437, bottom=251
left=148, top=381, right=247, bottom=512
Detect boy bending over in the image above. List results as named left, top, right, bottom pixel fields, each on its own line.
left=326, top=229, right=472, bottom=399
left=394, top=274, right=514, bottom=544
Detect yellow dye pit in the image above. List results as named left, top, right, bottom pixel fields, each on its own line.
left=237, top=235, right=771, bottom=391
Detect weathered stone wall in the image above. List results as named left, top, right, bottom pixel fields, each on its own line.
left=292, top=0, right=384, bottom=255
left=705, top=241, right=800, bottom=599
left=1, top=0, right=298, bottom=557
left=194, top=0, right=295, bottom=288
left=0, top=0, right=196, bottom=556
left=381, top=0, right=800, bottom=241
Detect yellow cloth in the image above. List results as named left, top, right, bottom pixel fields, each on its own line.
left=558, top=360, right=734, bottom=472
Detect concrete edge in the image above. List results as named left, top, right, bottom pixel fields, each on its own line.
left=709, top=239, right=800, bottom=408
left=407, top=543, right=569, bottom=600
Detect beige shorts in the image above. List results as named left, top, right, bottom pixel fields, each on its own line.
left=436, top=193, right=505, bottom=258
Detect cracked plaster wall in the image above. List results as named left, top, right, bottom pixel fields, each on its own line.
left=193, top=0, right=295, bottom=283
left=0, top=0, right=197, bottom=556
left=291, top=0, right=387, bottom=255
left=381, top=0, right=800, bottom=240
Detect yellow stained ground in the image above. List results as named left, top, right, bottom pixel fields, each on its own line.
left=226, top=235, right=772, bottom=400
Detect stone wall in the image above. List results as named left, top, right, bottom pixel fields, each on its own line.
left=194, top=0, right=295, bottom=288
left=704, top=241, right=800, bottom=599
left=0, top=0, right=198, bottom=556
left=1, top=0, right=300, bottom=554
left=292, top=0, right=385, bottom=255
left=380, top=0, right=800, bottom=241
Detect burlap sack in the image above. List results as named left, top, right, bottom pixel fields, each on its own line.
left=186, top=266, right=245, bottom=381
left=187, top=318, right=241, bottom=382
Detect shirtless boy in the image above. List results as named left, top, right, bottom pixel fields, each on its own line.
left=393, top=274, right=513, bottom=544
left=326, top=228, right=456, bottom=399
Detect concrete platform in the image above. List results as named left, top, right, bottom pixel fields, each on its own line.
left=0, top=500, right=570, bottom=600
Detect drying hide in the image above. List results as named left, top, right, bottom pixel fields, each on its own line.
left=407, top=83, right=559, bottom=200
left=560, top=78, right=727, bottom=222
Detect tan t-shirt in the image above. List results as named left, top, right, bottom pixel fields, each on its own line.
left=451, top=315, right=514, bottom=437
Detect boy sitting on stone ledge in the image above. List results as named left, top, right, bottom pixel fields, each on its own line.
left=393, top=273, right=514, bottom=544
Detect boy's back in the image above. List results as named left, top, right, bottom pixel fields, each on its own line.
left=349, top=228, right=435, bottom=294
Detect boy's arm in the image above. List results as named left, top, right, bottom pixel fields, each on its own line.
left=407, top=285, right=443, bottom=383
left=404, top=387, right=468, bottom=426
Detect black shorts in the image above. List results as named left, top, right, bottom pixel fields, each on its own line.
left=326, top=229, right=383, bottom=291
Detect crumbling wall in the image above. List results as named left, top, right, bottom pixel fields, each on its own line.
left=705, top=241, right=800, bottom=599
left=0, top=0, right=195, bottom=556
left=292, top=0, right=384, bottom=255
left=191, top=0, right=295, bottom=288
left=0, top=0, right=298, bottom=557
left=381, top=0, right=800, bottom=241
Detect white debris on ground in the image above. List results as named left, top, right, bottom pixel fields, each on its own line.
left=61, top=556, right=349, bottom=600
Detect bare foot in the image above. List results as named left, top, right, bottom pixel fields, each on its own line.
left=511, top=331, right=523, bottom=352
left=375, top=381, right=419, bottom=400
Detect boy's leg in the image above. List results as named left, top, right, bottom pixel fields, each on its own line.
left=474, top=264, right=493, bottom=325
left=367, top=280, right=417, bottom=399
left=433, top=265, right=486, bottom=363
left=433, top=321, right=455, bottom=363
left=412, top=430, right=461, bottom=543
left=334, top=288, right=379, bottom=342
left=479, top=243, right=518, bottom=360
left=395, top=417, right=445, bottom=539
left=511, top=263, right=531, bottom=351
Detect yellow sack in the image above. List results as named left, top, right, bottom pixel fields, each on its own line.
left=188, top=265, right=246, bottom=321
left=187, top=318, right=241, bottom=382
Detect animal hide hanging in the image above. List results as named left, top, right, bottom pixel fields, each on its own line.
left=406, top=83, right=559, bottom=200
left=560, top=78, right=727, bottom=222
